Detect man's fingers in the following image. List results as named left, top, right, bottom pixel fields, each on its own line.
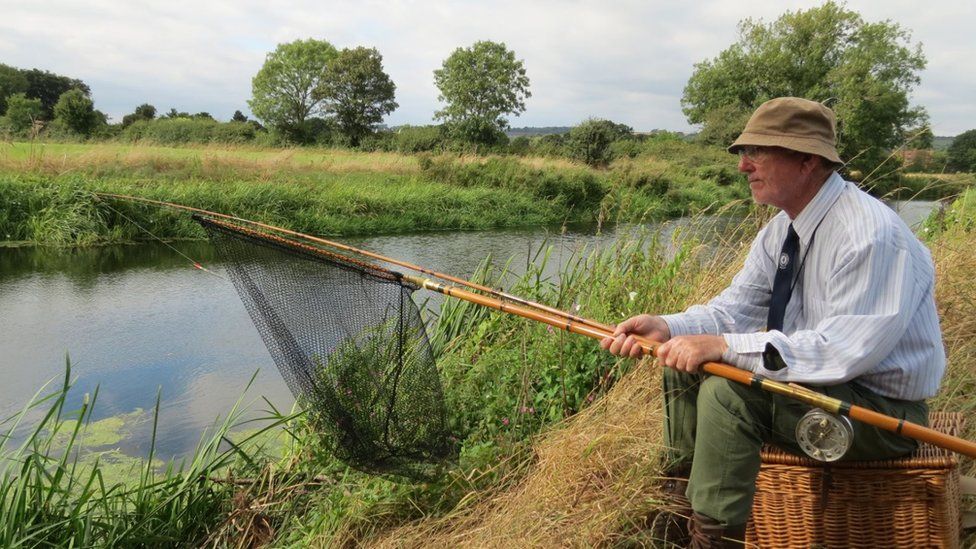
left=613, top=317, right=635, bottom=337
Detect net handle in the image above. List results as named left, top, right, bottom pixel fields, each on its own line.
left=94, top=192, right=609, bottom=333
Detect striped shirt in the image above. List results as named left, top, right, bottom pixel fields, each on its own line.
left=661, top=172, right=945, bottom=400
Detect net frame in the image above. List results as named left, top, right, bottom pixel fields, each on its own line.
left=197, top=215, right=456, bottom=479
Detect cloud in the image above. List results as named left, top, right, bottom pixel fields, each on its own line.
left=0, top=0, right=972, bottom=134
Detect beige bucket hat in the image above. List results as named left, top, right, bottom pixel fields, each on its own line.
left=727, top=97, right=843, bottom=164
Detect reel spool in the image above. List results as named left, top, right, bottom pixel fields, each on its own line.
left=795, top=408, right=854, bottom=462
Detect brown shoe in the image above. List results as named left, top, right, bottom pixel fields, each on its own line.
left=688, top=512, right=746, bottom=548
left=646, top=474, right=692, bottom=547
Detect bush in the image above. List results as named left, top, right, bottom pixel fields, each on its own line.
left=121, top=118, right=258, bottom=145
left=507, top=136, right=530, bottom=156
left=527, top=133, right=567, bottom=157
left=0, top=93, right=43, bottom=135
left=420, top=156, right=607, bottom=208
left=695, top=165, right=743, bottom=186
left=565, top=119, right=633, bottom=167
left=947, top=130, right=976, bottom=173
left=393, top=125, right=445, bottom=153
left=607, top=138, right=644, bottom=160
left=444, top=119, right=509, bottom=149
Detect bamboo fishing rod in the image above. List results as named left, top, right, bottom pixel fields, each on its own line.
left=401, top=273, right=976, bottom=460
left=94, top=192, right=612, bottom=334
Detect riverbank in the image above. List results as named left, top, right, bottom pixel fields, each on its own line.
left=0, top=140, right=750, bottom=245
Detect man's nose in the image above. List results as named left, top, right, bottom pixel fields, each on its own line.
left=737, top=156, right=753, bottom=172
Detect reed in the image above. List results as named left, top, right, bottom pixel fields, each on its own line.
left=0, top=360, right=294, bottom=547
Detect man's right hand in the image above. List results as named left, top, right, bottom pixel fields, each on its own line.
left=600, top=314, right=671, bottom=358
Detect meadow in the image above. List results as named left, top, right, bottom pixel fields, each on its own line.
left=0, top=139, right=755, bottom=245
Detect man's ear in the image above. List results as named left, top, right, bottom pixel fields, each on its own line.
left=799, top=154, right=822, bottom=175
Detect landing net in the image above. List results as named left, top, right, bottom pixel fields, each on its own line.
left=197, top=216, right=456, bottom=479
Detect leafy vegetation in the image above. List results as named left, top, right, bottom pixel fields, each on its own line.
left=947, top=129, right=976, bottom=173
left=319, top=47, right=398, bottom=147
left=682, top=1, right=928, bottom=174
left=565, top=119, right=634, bottom=167
left=0, top=141, right=755, bottom=245
left=434, top=41, right=531, bottom=146
left=249, top=38, right=340, bottom=143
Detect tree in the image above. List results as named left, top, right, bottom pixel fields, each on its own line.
left=23, top=68, right=90, bottom=120
left=0, top=63, right=28, bottom=115
left=317, top=47, right=398, bottom=146
left=433, top=40, right=530, bottom=144
left=122, top=103, right=156, bottom=127
left=947, top=130, right=976, bottom=173
left=249, top=38, right=339, bottom=143
left=0, top=93, right=43, bottom=133
left=681, top=2, right=927, bottom=173
left=163, top=108, right=190, bottom=119
left=232, top=110, right=248, bottom=123
left=53, top=89, right=98, bottom=135
left=565, top=118, right=634, bottom=167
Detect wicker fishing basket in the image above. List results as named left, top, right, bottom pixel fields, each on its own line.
left=746, top=411, right=963, bottom=548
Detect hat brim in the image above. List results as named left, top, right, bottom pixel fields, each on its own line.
left=728, top=131, right=843, bottom=165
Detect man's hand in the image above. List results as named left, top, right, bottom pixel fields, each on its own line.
left=600, top=314, right=671, bottom=358
left=656, top=335, right=728, bottom=374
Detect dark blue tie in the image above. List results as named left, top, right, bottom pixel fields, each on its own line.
left=767, top=224, right=799, bottom=332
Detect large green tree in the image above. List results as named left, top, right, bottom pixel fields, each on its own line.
left=0, top=93, right=43, bottom=134
left=249, top=38, right=338, bottom=143
left=682, top=2, right=927, bottom=172
left=122, top=103, right=157, bottom=127
left=433, top=40, right=530, bottom=144
left=947, top=130, right=976, bottom=173
left=0, top=64, right=28, bottom=115
left=22, top=68, right=90, bottom=120
left=565, top=118, right=633, bottom=167
left=53, top=89, right=98, bottom=135
left=317, top=47, right=398, bottom=146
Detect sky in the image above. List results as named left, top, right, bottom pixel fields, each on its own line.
left=2, top=1, right=973, bottom=135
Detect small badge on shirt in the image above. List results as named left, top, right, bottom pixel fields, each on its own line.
left=778, top=252, right=791, bottom=269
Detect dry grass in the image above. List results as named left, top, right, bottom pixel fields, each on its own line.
left=367, top=365, right=669, bottom=548
left=0, top=142, right=423, bottom=178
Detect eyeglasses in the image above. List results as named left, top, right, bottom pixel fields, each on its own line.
left=736, top=145, right=775, bottom=164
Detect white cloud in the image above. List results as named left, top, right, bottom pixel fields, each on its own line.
left=1, top=0, right=972, bottom=134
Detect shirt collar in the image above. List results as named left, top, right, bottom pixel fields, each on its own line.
left=791, top=171, right=845, bottom=245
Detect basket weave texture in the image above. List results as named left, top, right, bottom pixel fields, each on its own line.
left=746, top=411, right=962, bottom=548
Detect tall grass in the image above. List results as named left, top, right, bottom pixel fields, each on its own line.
left=0, top=360, right=294, bottom=547
left=0, top=141, right=760, bottom=245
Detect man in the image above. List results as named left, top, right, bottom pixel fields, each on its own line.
left=601, top=97, right=944, bottom=547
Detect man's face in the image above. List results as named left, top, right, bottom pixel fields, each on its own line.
left=736, top=146, right=805, bottom=211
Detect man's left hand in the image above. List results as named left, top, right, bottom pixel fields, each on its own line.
left=655, top=335, right=728, bottom=374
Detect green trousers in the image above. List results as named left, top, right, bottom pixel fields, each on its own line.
left=664, top=369, right=928, bottom=527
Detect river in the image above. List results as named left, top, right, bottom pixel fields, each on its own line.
left=0, top=201, right=937, bottom=460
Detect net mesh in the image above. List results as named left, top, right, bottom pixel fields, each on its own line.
left=197, top=216, right=456, bottom=479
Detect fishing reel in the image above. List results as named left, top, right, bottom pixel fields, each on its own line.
left=795, top=408, right=854, bottom=462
